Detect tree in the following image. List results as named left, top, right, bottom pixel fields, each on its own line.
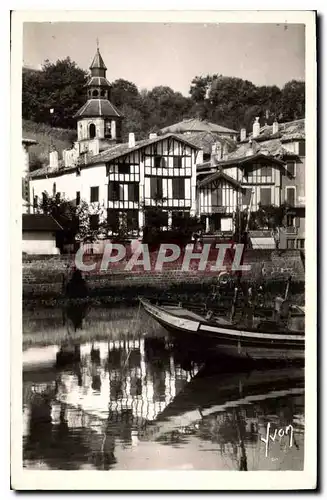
left=253, top=203, right=290, bottom=230
left=22, top=57, right=88, bottom=128
left=111, top=79, right=140, bottom=108
left=37, top=192, right=104, bottom=250
left=280, top=80, right=305, bottom=122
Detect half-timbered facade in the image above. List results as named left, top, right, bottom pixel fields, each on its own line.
left=29, top=133, right=199, bottom=237
left=196, top=118, right=305, bottom=247
left=197, top=154, right=286, bottom=233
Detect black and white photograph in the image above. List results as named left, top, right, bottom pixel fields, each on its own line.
left=10, top=9, right=317, bottom=490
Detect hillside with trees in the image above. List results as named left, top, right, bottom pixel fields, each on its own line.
left=22, top=58, right=305, bottom=167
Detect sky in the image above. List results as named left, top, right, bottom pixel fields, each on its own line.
left=23, top=22, right=305, bottom=96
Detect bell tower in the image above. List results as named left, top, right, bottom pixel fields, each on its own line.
left=74, top=45, right=123, bottom=154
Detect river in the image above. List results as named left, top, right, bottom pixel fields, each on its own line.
left=22, top=305, right=304, bottom=471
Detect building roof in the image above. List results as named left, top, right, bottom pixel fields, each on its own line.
left=22, top=138, right=38, bottom=145
left=74, top=99, right=122, bottom=118
left=197, top=170, right=243, bottom=189
left=243, top=118, right=305, bottom=144
left=29, top=133, right=201, bottom=179
left=161, top=118, right=238, bottom=135
left=87, top=133, right=200, bottom=165
left=87, top=76, right=111, bottom=87
left=175, top=131, right=237, bottom=155
left=22, top=214, right=63, bottom=232
left=89, top=48, right=107, bottom=70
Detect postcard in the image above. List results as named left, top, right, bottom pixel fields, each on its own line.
left=11, top=9, right=317, bottom=491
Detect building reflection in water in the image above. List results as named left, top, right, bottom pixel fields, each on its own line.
left=23, top=335, right=304, bottom=471
left=23, top=335, right=197, bottom=469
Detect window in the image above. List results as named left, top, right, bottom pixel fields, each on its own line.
left=297, top=239, right=305, bottom=249
left=242, top=187, right=252, bottom=205
left=22, top=178, right=29, bottom=201
left=128, top=183, right=139, bottom=202
left=90, top=186, right=99, bottom=203
left=212, top=186, right=223, bottom=206
left=260, top=187, right=271, bottom=206
left=89, top=214, right=99, bottom=230
left=173, top=157, right=182, bottom=169
left=298, top=141, right=305, bottom=156
left=172, top=178, right=185, bottom=200
left=154, top=156, right=164, bottom=168
left=101, top=90, right=107, bottom=98
left=76, top=191, right=80, bottom=206
left=150, top=177, right=163, bottom=199
left=286, top=187, right=296, bottom=206
left=261, top=166, right=272, bottom=176
left=287, top=162, right=295, bottom=177
left=89, top=123, right=96, bottom=139
left=118, top=163, right=130, bottom=174
left=52, top=182, right=56, bottom=196
left=42, top=192, right=47, bottom=204
left=107, top=210, right=120, bottom=232
left=108, top=182, right=121, bottom=201
left=92, top=89, right=99, bottom=97
left=287, top=239, right=295, bottom=249
left=126, top=210, right=139, bottom=231
left=105, top=121, right=112, bottom=139
left=286, top=214, right=295, bottom=227
left=33, top=195, right=38, bottom=208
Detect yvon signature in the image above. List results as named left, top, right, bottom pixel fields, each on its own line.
left=260, top=423, right=294, bottom=458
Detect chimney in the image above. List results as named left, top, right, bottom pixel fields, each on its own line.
left=222, top=142, right=229, bottom=160
left=197, top=149, right=204, bottom=165
left=49, top=150, right=59, bottom=170
left=253, top=117, right=260, bottom=138
left=272, top=121, right=279, bottom=135
left=149, top=133, right=157, bottom=139
left=212, top=142, right=222, bottom=161
left=128, top=132, right=135, bottom=148
left=240, top=128, right=246, bottom=142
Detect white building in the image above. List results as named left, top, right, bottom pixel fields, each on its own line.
left=22, top=137, right=37, bottom=214
left=29, top=48, right=200, bottom=238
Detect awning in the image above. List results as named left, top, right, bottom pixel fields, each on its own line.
left=250, top=237, right=276, bottom=249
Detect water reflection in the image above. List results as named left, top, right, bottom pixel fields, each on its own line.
left=23, top=306, right=304, bottom=471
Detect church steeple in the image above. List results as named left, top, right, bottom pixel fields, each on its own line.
left=74, top=46, right=123, bottom=150
left=86, top=46, right=111, bottom=100
left=89, top=47, right=107, bottom=78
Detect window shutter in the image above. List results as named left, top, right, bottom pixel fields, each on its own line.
left=108, top=183, right=114, bottom=201
left=286, top=188, right=295, bottom=206
left=128, top=183, right=139, bottom=202
left=172, top=178, right=185, bottom=199
left=260, top=187, right=271, bottom=206
left=295, top=217, right=300, bottom=228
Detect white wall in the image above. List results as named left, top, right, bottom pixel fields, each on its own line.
left=23, top=231, right=59, bottom=255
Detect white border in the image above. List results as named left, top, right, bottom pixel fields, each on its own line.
left=10, top=9, right=317, bottom=491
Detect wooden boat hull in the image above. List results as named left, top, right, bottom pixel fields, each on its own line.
left=140, top=299, right=305, bottom=362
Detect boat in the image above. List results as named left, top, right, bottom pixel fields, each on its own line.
left=139, top=297, right=305, bottom=362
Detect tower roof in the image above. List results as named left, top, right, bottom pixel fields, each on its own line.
left=90, top=48, right=107, bottom=71
left=74, top=99, right=122, bottom=119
